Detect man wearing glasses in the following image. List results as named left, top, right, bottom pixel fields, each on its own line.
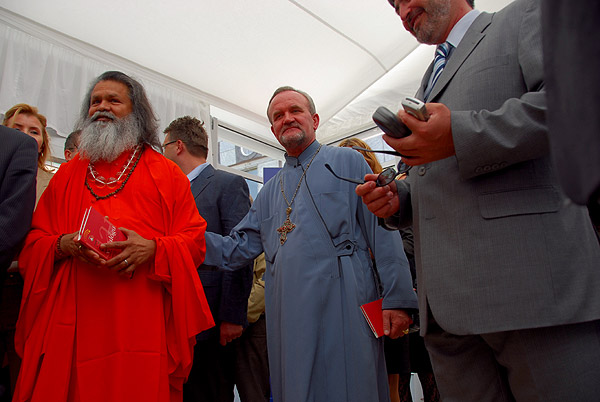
left=162, top=116, right=254, bottom=402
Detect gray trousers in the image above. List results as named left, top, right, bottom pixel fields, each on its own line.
left=424, top=317, right=600, bottom=402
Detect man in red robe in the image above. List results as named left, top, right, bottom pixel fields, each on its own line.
left=13, top=71, right=214, bottom=402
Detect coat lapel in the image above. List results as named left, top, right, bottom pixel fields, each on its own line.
left=426, top=11, right=493, bottom=102
left=190, top=164, right=214, bottom=199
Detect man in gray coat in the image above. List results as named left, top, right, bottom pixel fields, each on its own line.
left=357, top=0, right=600, bottom=401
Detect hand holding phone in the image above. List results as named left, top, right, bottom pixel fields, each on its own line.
left=372, top=106, right=411, bottom=138
left=372, top=97, right=429, bottom=138
left=402, top=97, right=430, bottom=121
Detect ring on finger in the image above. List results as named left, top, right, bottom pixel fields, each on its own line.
left=124, top=259, right=129, bottom=266
left=402, top=328, right=409, bottom=335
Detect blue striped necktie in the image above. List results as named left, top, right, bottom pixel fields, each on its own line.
left=424, top=41, right=452, bottom=101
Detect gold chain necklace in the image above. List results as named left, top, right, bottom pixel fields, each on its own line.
left=277, top=144, right=322, bottom=245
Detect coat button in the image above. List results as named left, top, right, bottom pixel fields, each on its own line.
left=418, top=166, right=427, bottom=176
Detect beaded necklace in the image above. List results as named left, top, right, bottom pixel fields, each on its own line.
left=85, top=145, right=143, bottom=201
left=88, top=145, right=141, bottom=188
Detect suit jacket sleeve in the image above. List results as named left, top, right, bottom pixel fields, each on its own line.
left=451, top=0, right=546, bottom=181
left=0, top=130, right=37, bottom=269
left=381, top=179, right=412, bottom=231
left=217, top=173, right=253, bottom=325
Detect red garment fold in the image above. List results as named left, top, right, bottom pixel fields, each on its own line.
left=14, top=148, right=214, bottom=402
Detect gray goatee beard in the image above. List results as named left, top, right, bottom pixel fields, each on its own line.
left=78, top=112, right=141, bottom=163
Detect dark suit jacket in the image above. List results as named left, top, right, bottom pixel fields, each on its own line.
left=192, top=164, right=252, bottom=341
left=542, top=0, right=600, bottom=208
left=0, top=127, right=37, bottom=295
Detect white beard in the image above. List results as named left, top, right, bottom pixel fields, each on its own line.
left=79, top=112, right=140, bottom=163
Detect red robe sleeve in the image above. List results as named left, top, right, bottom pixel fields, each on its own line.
left=14, top=159, right=83, bottom=402
left=145, top=153, right=215, bottom=391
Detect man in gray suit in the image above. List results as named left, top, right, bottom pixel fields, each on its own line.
left=162, top=116, right=253, bottom=402
left=357, top=0, right=600, bottom=400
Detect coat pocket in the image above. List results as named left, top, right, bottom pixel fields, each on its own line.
left=478, top=186, right=560, bottom=219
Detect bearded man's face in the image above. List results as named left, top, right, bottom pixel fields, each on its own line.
left=78, top=80, right=140, bottom=162
left=78, top=111, right=140, bottom=163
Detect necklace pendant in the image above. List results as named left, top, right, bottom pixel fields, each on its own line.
left=277, top=216, right=296, bottom=245
left=277, top=144, right=322, bottom=245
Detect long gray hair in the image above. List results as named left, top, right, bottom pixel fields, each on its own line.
left=76, top=71, right=161, bottom=150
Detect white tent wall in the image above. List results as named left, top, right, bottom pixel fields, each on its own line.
left=0, top=8, right=210, bottom=162
left=0, top=1, right=515, bottom=163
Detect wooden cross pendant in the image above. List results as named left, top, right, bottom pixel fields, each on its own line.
left=277, top=207, right=296, bottom=245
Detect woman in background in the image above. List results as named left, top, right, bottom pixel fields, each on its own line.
left=3, top=103, right=53, bottom=206
left=339, top=138, right=382, bottom=174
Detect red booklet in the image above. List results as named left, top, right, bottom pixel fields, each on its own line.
left=360, top=298, right=384, bottom=338
left=77, top=206, right=126, bottom=260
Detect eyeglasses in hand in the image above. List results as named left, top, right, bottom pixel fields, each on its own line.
left=325, top=163, right=397, bottom=187
left=351, top=145, right=402, bottom=157
left=351, top=146, right=412, bottom=175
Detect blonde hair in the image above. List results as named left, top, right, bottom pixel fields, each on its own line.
left=3, top=103, right=52, bottom=172
left=339, top=138, right=382, bottom=174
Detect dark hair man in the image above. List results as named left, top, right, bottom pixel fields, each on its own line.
left=204, top=86, right=417, bottom=402
left=162, top=116, right=256, bottom=402
left=63, top=129, right=81, bottom=161
left=357, top=1, right=600, bottom=401
left=13, top=71, right=214, bottom=402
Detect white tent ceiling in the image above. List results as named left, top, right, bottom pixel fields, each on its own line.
left=0, top=0, right=513, bottom=146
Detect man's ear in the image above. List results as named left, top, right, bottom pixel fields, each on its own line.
left=312, top=113, right=320, bottom=131
left=176, top=139, right=185, bottom=155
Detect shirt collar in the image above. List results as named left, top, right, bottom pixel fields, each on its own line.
left=446, top=9, right=481, bottom=49
left=187, top=162, right=209, bottom=182
left=284, top=140, right=321, bottom=168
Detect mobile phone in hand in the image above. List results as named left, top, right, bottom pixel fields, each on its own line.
left=372, top=106, right=411, bottom=138
left=372, top=98, right=429, bottom=138
left=401, top=97, right=429, bottom=121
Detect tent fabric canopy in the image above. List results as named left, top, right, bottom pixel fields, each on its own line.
left=0, top=0, right=513, bottom=158
left=0, top=11, right=211, bottom=160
